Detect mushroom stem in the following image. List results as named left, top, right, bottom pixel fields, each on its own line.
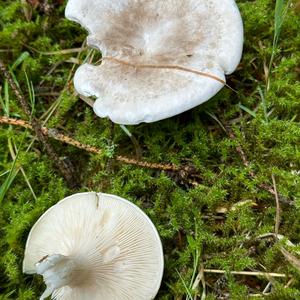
left=36, top=254, right=76, bottom=300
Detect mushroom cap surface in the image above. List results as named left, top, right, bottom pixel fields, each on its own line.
left=23, top=192, right=164, bottom=300
left=65, top=0, right=243, bottom=124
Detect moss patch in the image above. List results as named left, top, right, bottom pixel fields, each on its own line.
left=0, top=0, right=300, bottom=299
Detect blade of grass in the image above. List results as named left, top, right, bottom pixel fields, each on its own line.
left=0, top=171, right=10, bottom=178
left=9, top=137, right=37, bottom=201
left=11, top=51, right=30, bottom=71
left=205, top=110, right=227, bottom=133
left=119, top=124, right=142, bottom=158
left=0, top=134, right=25, bottom=204
left=189, top=224, right=200, bottom=290
left=0, top=59, right=78, bottom=187
left=1, top=59, right=37, bottom=200
left=24, top=71, right=35, bottom=116
left=0, top=81, right=10, bottom=116
left=238, top=103, right=257, bottom=118
left=0, top=87, right=7, bottom=115
left=40, top=46, right=92, bottom=124
left=0, top=53, right=24, bottom=117
left=258, top=86, right=268, bottom=122
left=281, top=248, right=300, bottom=272
left=176, top=269, right=193, bottom=300
left=267, top=0, right=291, bottom=90
left=0, top=179, right=15, bottom=200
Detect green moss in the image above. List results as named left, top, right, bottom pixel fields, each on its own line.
left=1, top=0, right=300, bottom=299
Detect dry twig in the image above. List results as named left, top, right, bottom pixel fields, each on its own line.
left=0, top=116, right=183, bottom=173
left=203, top=269, right=289, bottom=278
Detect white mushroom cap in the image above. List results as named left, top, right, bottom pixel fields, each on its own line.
left=65, top=0, right=243, bottom=125
left=23, top=192, right=164, bottom=300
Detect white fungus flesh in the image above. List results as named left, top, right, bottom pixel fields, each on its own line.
left=23, top=192, right=164, bottom=300
left=65, top=0, right=244, bottom=125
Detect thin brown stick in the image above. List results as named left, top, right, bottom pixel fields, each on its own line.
left=0, top=117, right=32, bottom=129
left=0, top=116, right=181, bottom=173
left=102, top=56, right=237, bottom=93
left=203, top=269, right=289, bottom=278
left=116, top=155, right=179, bottom=172
left=0, top=61, right=78, bottom=187
left=272, top=174, right=281, bottom=236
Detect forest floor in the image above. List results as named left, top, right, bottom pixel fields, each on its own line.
left=0, top=0, right=300, bottom=299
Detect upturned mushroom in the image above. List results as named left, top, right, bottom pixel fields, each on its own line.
left=23, top=192, right=164, bottom=300
left=65, top=0, right=243, bottom=125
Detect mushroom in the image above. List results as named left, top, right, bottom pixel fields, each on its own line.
left=23, top=192, right=164, bottom=300
left=65, top=0, right=243, bottom=125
